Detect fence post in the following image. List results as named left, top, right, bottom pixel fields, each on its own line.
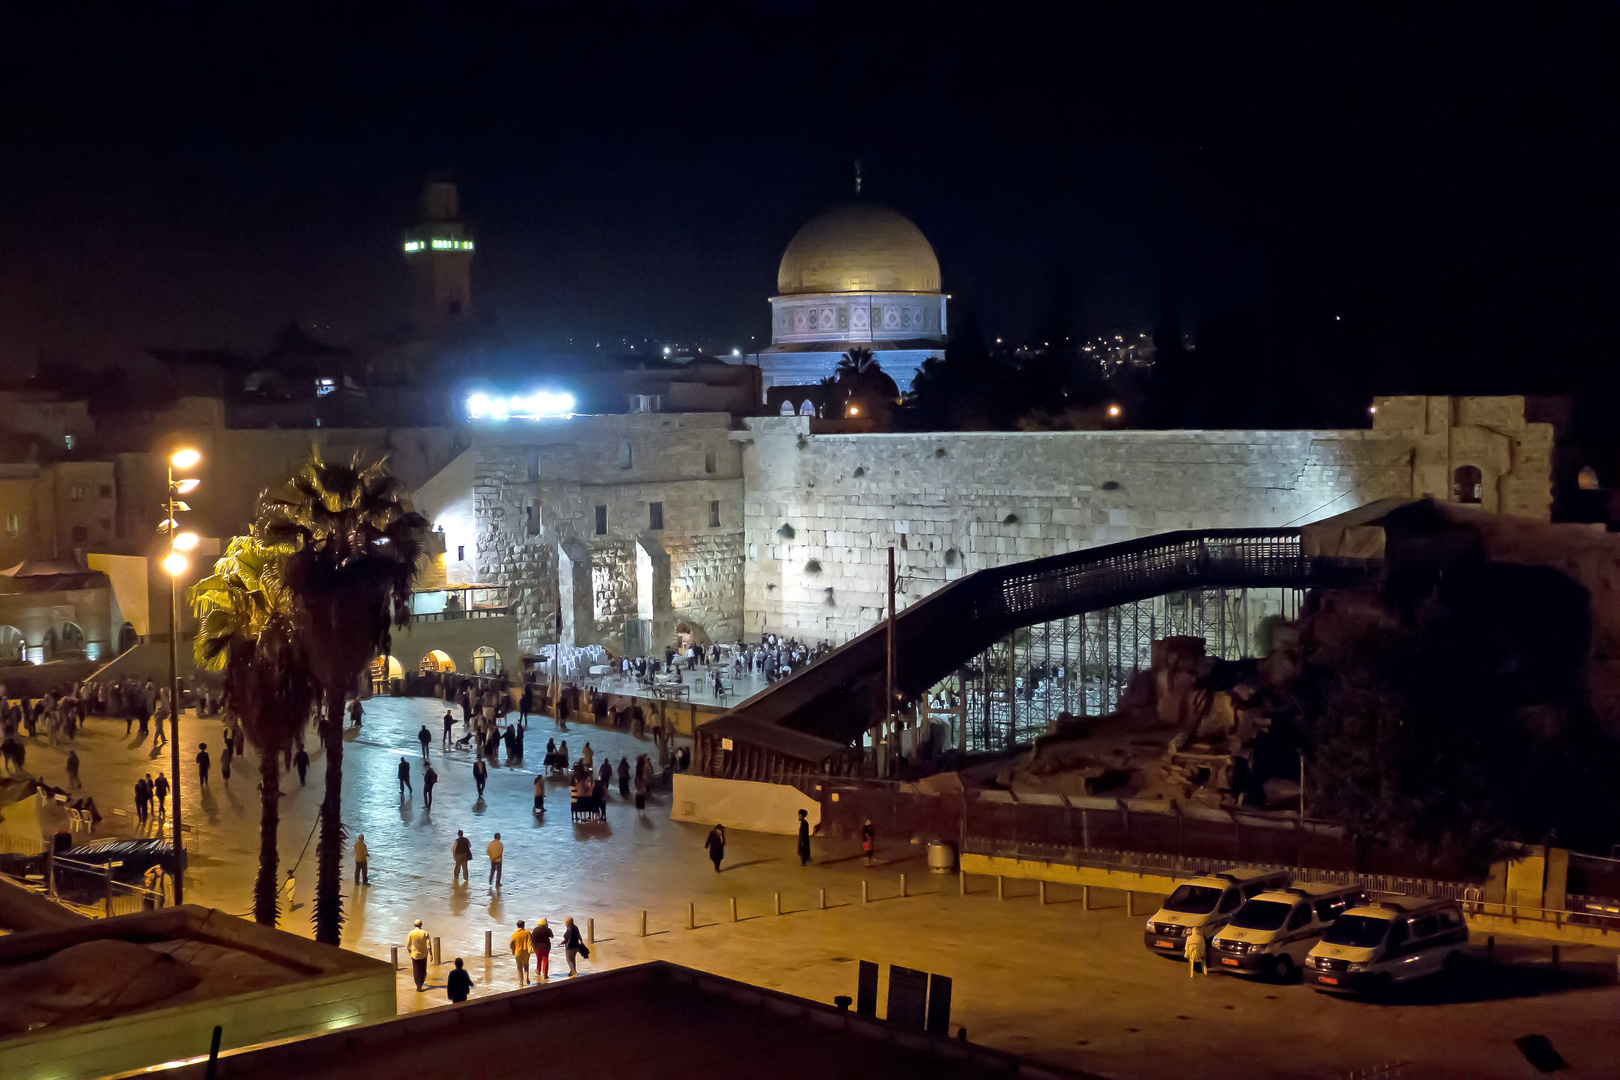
left=899, top=874, right=907, bottom=899
left=484, top=930, right=492, bottom=957
left=588, top=918, right=595, bottom=944
left=391, top=945, right=399, bottom=970
left=640, top=910, right=647, bottom=937
left=774, top=892, right=782, bottom=915
left=730, top=897, right=738, bottom=922
left=861, top=880, right=869, bottom=905
left=688, top=902, right=696, bottom=929
left=996, top=876, right=1005, bottom=901
left=958, top=871, right=966, bottom=896
left=433, top=936, right=441, bottom=965
left=818, top=888, right=826, bottom=910
left=1083, top=885, right=1091, bottom=911
left=44, top=846, right=54, bottom=898
left=104, top=867, right=114, bottom=918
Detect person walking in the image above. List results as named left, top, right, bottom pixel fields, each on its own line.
left=442, top=709, right=454, bottom=749
left=487, top=832, right=504, bottom=890
left=452, top=830, right=472, bottom=885
left=134, top=776, right=150, bottom=826
left=423, top=762, right=438, bottom=810
left=796, top=808, right=814, bottom=867
left=349, top=698, right=363, bottom=729
left=472, top=757, right=488, bottom=799
left=446, top=957, right=473, bottom=1003
left=532, top=774, right=545, bottom=815
left=533, top=917, right=553, bottom=982
left=293, top=745, right=309, bottom=786
left=65, top=749, right=80, bottom=789
left=509, top=920, right=533, bottom=986
left=152, top=772, right=169, bottom=820
left=861, top=819, right=876, bottom=866
left=704, top=824, right=726, bottom=872
left=1186, top=928, right=1208, bottom=977
left=417, top=724, right=432, bottom=759
left=353, top=834, right=369, bottom=885
left=617, top=756, right=630, bottom=799
left=220, top=740, right=233, bottom=787
left=195, top=744, right=210, bottom=787
left=280, top=869, right=296, bottom=914
left=561, top=916, right=587, bottom=977
left=398, top=757, right=412, bottom=799
left=582, top=741, right=593, bottom=770
left=406, top=920, right=431, bottom=991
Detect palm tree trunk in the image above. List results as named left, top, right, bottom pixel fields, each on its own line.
left=313, top=691, right=346, bottom=944
left=254, top=748, right=282, bottom=925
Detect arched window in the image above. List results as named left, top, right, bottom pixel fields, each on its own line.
left=800, top=400, right=816, bottom=417
left=59, top=621, right=86, bottom=657
left=472, top=646, right=502, bottom=676
left=1578, top=465, right=1600, bottom=490
left=779, top=400, right=795, bottom=416
left=117, top=622, right=139, bottom=654
left=1453, top=464, right=1483, bottom=504
left=0, top=625, right=23, bottom=662
left=618, top=440, right=633, bottom=469
left=420, top=650, right=455, bottom=674
left=704, top=449, right=716, bottom=474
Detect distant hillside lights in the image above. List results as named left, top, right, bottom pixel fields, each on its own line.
left=465, top=390, right=577, bottom=420
left=403, top=238, right=475, bottom=253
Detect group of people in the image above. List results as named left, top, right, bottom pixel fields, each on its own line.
left=564, top=750, right=657, bottom=819
left=405, top=914, right=589, bottom=1000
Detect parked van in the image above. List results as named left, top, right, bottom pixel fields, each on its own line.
left=1305, top=896, right=1471, bottom=994
left=1209, top=882, right=1365, bottom=980
left=1143, top=867, right=1292, bottom=957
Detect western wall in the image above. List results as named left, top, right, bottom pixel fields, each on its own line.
left=454, top=395, right=1551, bottom=655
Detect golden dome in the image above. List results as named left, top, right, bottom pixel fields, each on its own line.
left=777, top=203, right=941, bottom=296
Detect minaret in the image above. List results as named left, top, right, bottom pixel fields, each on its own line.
left=403, top=180, right=474, bottom=329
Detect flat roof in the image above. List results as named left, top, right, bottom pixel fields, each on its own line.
left=114, top=961, right=1096, bottom=1080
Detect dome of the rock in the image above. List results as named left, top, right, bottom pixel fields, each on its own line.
left=776, top=204, right=941, bottom=296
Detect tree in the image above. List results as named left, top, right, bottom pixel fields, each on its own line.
left=832, top=346, right=900, bottom=424
left=260, top=452, right=428, bottom=945
left=190, top=534, right=316, bottom=925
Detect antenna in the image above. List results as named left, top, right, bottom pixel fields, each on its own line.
left=854, top=159, right=863, bottom=196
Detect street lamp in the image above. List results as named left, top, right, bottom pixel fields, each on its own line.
left=162, top=448, right=201, bottom=905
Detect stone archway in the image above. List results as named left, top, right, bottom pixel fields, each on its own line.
left=472, top=646, right=502, bottom=676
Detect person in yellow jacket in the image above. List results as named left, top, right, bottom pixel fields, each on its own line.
left=407, top=919, right=432, bottom=991
left=353, top=835, right=369, bottom=886
left=510, top=920, right=533, bottom=986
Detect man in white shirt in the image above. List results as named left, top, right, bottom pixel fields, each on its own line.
left=406, top=919, right=432, bottom=991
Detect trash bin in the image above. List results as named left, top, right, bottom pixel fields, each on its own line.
left=927, top=840, right=957, bottom=874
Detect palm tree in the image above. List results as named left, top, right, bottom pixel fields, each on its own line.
left=260, top=451, right=428, bottom=945
left=190, top=534, right=316, bottom=925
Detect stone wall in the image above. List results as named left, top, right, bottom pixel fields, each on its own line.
left=463, top=413, right=746, bottom=657
left=736, top=395, right=1553, bottom=640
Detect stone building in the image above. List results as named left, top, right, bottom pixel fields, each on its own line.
left=433, top=394, right=1551, bottom=660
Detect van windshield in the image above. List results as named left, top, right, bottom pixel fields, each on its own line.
left=1321, top=914, right=1391, bottom=949
left=1164, top=885, right=1224, bottom=914
left=1231, top=900, right=1293, bottom=931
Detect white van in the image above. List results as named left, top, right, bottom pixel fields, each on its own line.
left=1305, top=896, right=1471, bottom=995
left=1143, top=867, right=1292, bottom=957
left=1209, top=882, right=1365, bottom=980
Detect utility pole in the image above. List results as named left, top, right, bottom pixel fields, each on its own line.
left=886, top=546, right=896, bottom=774
left=162, top=448, right=201, bottom=906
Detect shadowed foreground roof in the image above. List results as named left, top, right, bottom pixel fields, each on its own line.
left=114, top=960, right=1099, bottom=1080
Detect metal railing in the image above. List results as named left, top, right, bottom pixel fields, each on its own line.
left=723, top=528, right=1382, bottom=745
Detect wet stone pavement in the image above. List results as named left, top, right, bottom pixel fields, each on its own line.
left=15, top=697, right=1620, bottom=1079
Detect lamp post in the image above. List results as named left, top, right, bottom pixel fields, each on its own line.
left=162, top=448, right=201, bottom=905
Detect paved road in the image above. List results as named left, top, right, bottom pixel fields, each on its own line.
left=12, top=696, right=1620, bottom=1079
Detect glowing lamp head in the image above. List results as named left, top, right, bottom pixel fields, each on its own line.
left=162, top=552, right=188, bottom=577
left=173, top=477, right=200, bottom=495
left=846, top=404, right=860, bottom=417
left=466, top=393, right=491, bottom=419
left=172, top=531, right=200, bottom=552
left=1107, top=404, right=1121, bottom=418
left=170, top=448, right=201, bottom=470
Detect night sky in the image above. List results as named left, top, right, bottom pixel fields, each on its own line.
left=1, top=2, right=1614, bottom=393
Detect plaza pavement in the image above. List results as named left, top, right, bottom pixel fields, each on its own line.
left=15, top=696, right=1620, bottom=1079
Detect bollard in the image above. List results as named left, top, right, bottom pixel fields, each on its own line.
left=391, top=945, right=399, bottom=970
left=818, top=888, right=826, bottom=910
left=861, top=880, right=869, bottom=905
left=640, top=910, right=647, bottom=938
left=433, top=936, right=441, bottom=965
left=730, top=897, right=738, bottom=922
left=588, top=918, right=595, bottom=945
left=959, top=870, right=966, bottom=896
left=774, top=892, right=782, bottom=915
left=1082, top=884, right=1091, bottom=911
left=1039, top=881, right=1047, bottom=906
left=900, top=873, right=907, bottom=899
left=997, top=876, right=1005, bottom=901
left=688, top=902, right=696, bottom=929
left=485, top=930, right=492, bottom=957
